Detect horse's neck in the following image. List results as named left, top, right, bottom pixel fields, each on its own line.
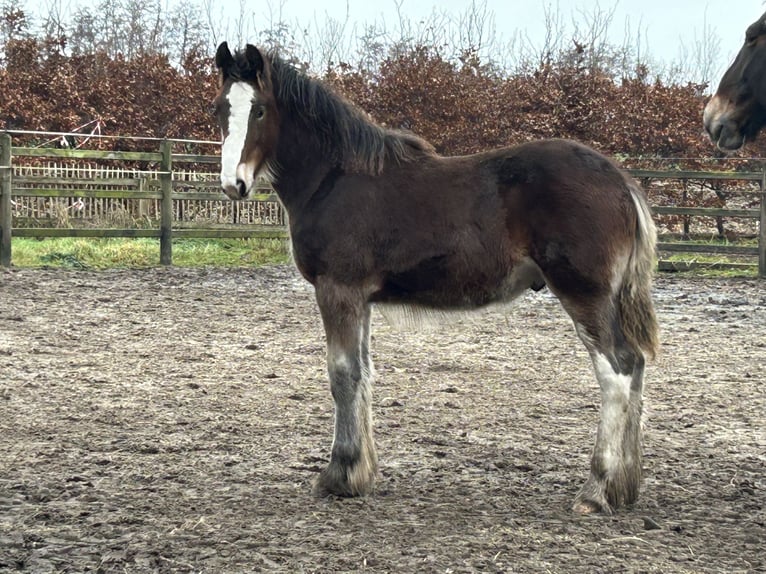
left=272, top=123, right=336, bottom=212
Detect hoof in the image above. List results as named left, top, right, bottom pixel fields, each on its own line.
left=312, top=461, right=376, bottom=498
left=312, top=474, right=355, bottom=498
left=574, top=462, right=642, bottom=515
left=573, top=498, right=613, bottom=515
left=574, top=479, right=616, bottom=515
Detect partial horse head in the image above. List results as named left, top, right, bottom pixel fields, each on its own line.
left=704, top=12, right=766, bottom=151
left=213, top=42, right=279, bottom=200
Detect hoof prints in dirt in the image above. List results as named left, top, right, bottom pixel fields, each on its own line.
left=0, top=266, right=764, bottom=573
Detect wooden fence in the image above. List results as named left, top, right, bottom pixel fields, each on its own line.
left=1, top=132, right=765, bottom=277
left=0, top=133, right=284, bottom=267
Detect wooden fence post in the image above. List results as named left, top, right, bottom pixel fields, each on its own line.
left=160, top=140, right=173, bottom=265
left=760, top=167, right=766, bottom=278
left=0, top=133, right=12, bottom=268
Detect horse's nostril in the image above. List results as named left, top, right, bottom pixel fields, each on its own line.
left=236, top=179, right=247, bottom=197
left=709, top=122, right=724, bottom=142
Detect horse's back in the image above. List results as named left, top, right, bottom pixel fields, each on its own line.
left=488, top=139, right=636, bottom=209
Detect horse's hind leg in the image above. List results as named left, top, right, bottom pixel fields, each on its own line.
left=312, top=280, right=377, bottom=497
left=569, top=304, right=646, bottom=514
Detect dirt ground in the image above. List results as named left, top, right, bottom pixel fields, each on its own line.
left=0, top=265, right=764, bottom=573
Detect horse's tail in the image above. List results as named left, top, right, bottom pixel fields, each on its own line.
left=620, top=182, right=659, bottom=360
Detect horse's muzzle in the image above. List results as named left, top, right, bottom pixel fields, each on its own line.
left=221, top=179, right=248, bottom=200
left=703, top=96, right=746, bottom=151
left=707, top=120, right=746, bottom=151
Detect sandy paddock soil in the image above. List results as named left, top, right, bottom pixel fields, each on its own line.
left=0, top=265, right=764, bottom=573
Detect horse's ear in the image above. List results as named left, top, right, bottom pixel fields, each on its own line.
left=748, top=13, right=766, bottom=40
left=244, top=44, right=272, bottom=90
left=215, top=42, right=234, bottom=76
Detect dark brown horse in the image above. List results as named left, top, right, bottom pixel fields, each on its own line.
left=704, top=11, right=766, bottom=150
left=213, top=42, right=659, bottom=514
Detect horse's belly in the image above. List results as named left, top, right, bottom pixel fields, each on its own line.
left=372, top=256, right=544, bottom=309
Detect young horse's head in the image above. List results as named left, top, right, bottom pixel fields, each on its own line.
left=704, top=11, right=766, bottom=151
left=213, top=42, right=279, bottom=200
left=214, top=42, right=438, bottom=202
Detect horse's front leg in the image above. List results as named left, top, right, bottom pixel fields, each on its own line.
left=313, top=282, right=377, bottom=497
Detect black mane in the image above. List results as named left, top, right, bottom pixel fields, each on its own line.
left=232, top=48, right=435, bottom=174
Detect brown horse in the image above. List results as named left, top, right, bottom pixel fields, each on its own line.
left=704, top=11, right=766, bottom=150
left=213, top=42, right=659, bottom=514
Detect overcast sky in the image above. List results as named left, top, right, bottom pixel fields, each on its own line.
left=24, top=0, right=765, bottom=84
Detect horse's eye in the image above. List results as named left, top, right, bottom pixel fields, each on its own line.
left=254, top=107, right=265, bottom=120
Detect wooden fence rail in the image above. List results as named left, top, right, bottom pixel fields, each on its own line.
left=1, top=132, right=765, bottom=276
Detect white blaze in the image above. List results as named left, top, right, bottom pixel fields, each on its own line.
left=221, top=82, right=256, bottom=191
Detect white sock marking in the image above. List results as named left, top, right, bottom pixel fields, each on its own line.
left=592, top=352, right=632, bottom=471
